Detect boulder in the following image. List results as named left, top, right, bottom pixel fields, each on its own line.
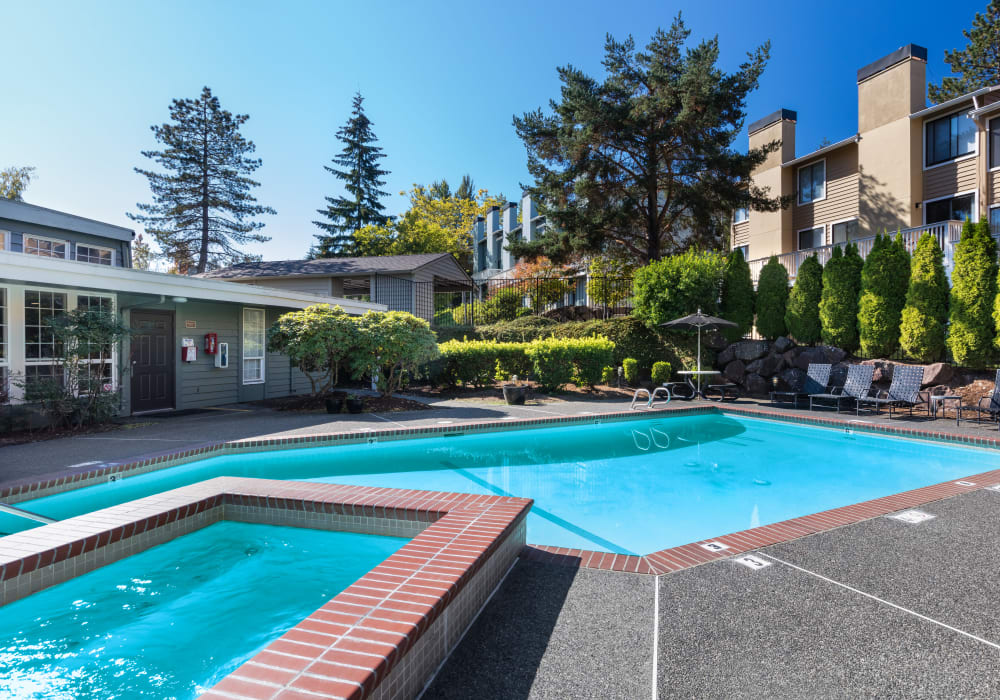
left=922, top=362, right=954, bottom=387
left=793, top=345, right=847, bottom=371
left=829, top=362, right=849, bottom=388
left=733, top=340, right=769, bottom=362
left=704, top=330, right=729, bottom=351
left=779, top=367, right=807, bottom=392
left=724, top=360, right=746, bottom=383
left=716, top=345, right=736, bottom=367
left=773, top=336, right=794, bottom=354
left=860, top=359, right=897, bottom=384
left=747, top=354, right=785, bottom=378
left=744, top=373, right=769, bottom=396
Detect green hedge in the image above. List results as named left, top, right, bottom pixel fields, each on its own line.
left=438, top=339, right=532, bottom=387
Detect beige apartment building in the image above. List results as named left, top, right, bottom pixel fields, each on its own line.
left=732, top=44, right=1000, bottom=282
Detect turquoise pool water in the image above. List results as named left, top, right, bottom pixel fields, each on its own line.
left=2, top=414, right=994, bottom=554
left=0, top=521, right=406, bottom=699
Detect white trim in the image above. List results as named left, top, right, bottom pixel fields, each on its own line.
left=921, top=190, right=978, bottom=225
left=796, top=158, right=827, bottom=206
left=23, top=234, right=70, bottom=260
left=828, top=217, right=860, bottom=245
left=796, top=224, right=825, bottom=250
left=732, top=207, right=749, bottom=224
left=74, top=242, right=115, bottom=266
left=922, top=108, right=979, bottom=171
left=781, top=134, right=859, bottom=168
left=988, top=116, right=1000, bottom=172
left=0, top=251, right=385, bottom=314
left=241, top=307, right=266, bottom=385
left=910, top=87, right=998, bottom=120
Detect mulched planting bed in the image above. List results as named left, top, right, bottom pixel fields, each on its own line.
left=257, top=391, right=433, bottom=413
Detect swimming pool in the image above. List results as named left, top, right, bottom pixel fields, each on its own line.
left=0, top=521, right=407, bottom=699
left=2, top=413, right=995, bottom=554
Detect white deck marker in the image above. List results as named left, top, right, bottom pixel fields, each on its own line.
left=987, top=484, right=1000, bottom=493
left=761, top=553, right=1000, bottom=651
left=67, top=461, right=102, bottom=469
left=888, top=509, right=936, bottom=524
left=955, top=480, right=976, bottom=486
left=735, top=554, right=771, bottom=570
left=699, top=541, right=730, bottom=553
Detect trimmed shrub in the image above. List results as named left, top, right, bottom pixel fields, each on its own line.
left=720, top=248, right=755, bottom=342
left=784, top=253, right=823, bottom=345
left=572, top=337, right=616, bottom=387
left=755, top=256, right=789, bottom=340
left=438, top=339, right=531, bottom=387
left=524, top=336, right=615, bottom=391
left=858, top=233, right=910, bottom=358
left=622, top=358, right=639, bottom=385
left=633, top=250, right=726, bottom=327
left=267, top=304, right=360, bottom=396
left=601, top=366, right=616, bottom=385
left=351, top=311, right=440, bottom=396
left=950, top=218, right=998, bottom=367
left=651, top=361, right=672, bottom=385
left=475, top=315, right=558, bottom=342
left=899, top=232, right=949, bottom=362
left=819, top=244, right=862, bottom=351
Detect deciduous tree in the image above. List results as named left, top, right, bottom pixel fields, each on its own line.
left=0, top=166, right=36, bottom=201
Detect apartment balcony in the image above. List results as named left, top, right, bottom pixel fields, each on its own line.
left=747, top=220, right=969, bottom=286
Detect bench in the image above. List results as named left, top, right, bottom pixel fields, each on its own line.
left=704, top=383, right=740, bottom=402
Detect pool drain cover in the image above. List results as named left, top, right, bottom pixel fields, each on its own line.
left=734, top=555, right=771, bottom=570
left=888, top=509, right=935, bottom=524
left=699, top=541, right=730, bottom=553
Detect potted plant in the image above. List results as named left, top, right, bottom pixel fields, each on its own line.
left=502, top=375, right=528, bottom=405
left=324, top=395, right=342, bottom=414
left=346, top=394, right=365, bottom=414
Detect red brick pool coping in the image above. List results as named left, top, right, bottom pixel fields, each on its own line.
left=0, top=477, right=532, bottom=700
left=4, top=402, right=1000, bottom=581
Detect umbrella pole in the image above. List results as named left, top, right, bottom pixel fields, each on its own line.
left=697, top=326, right=702, bottom=397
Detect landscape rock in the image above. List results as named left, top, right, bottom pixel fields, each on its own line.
left=773, top=336, right=794, bottom=354
left=747, top=354, right=784, bottom=378
left=922, top=362, right=954, bottom=387
left=716, top=345, right=736, bottom=367
left=704, top=330, right=729, bottom=351
left=724, top=360, right=746, bottom=383
left=744, top=373, right=769, bottom=396
left=861, top=359, right=897, bottom=384
left=779, top=367, right=807, bottom=392
left=733, top=340, right=769, bottom=362
left=794, top=345, right=847, bottom=371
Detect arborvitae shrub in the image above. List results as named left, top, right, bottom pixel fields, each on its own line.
left=858, top=233, right=910, bottom=357
left=622, top=358, right=639, bottom=385
left=720, top=248, right=755, bottom=342
left=755, top=256, right=789, bottom=340
left=819, top=245, right=861, bottom=351
left=784, top=254, right=823, bottom=345
left=899, top=232, right=949, bottom=362
left=949, top=218, right=997, bottom=368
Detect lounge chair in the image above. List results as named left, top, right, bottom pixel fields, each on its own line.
left=770, top=363, right=831, bottom=408
left=957, top=369, right=1000, bottom=428
left=809, top=364, right=875, bottom=414
left=856, top=365, right=926, bottom=419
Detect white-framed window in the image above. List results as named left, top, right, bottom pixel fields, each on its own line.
left=24, top=290, right=68, bottom=397
left=990, top=205, right=1000, bottom=236
left=734, top=245, right=749, bottom=260
left=76, top=244, right=114, bottom=266
left=798, top=226, right=824, bottom=250
left=924, top=192, right=976, bottom=224
left=242, top=307, right=265, bottom=384
left=925, top=110, right=977, bottom=168
left=76, top=295, right=115, bottom=393
left=733, top=208, right=749, bottom=224
left=797, top=160, right=826, bottom=205
left=24, top=235, right=69, bottom=259
left=831, top=219, right=861, bottom=244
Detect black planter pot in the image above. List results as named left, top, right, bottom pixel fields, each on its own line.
left=325, top=398, right=342, bottom=414
left=346, top=398, right=365, bottom=414
left=502, top=384, right=527, bottom=405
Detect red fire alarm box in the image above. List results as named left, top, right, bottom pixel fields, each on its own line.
left=204, top=333, right=218, bottom=354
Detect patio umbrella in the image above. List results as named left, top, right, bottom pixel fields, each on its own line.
left=659, top=309, right=737, bottom=389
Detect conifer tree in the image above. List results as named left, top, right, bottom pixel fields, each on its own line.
left=857, top=233, right=910, bottom=357
left=755, top=256, right=789, bottom=340
left=130, top=87, right=274, bottom=273
left=949, top=218, right=998, bottom=367
left=720, top=248, right=755, bottom=341
left=928, top=1, right=1000, bottom=103
left=313, top=92, right=390, bottom=258
left=819, top=244, right=863, bottom=351
left=785, top=254, right=823, bottom=345
left=899, top=232, right=949, bottom=362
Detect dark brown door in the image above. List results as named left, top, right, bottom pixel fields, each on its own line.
left=130, top=311, right=175, bottom=412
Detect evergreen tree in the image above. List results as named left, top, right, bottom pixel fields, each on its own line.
left=720, top=248, right=755, bottom=341
left=819, top=244, right=863, bottom=351
left=130, top=87, right=274, bottom=273
left=785, top=254, right=823, bottom=345
left=755, top=256, right=789, bottom=340
left=312, top=92, right=390, bottom=258
left=900, top=232, right=949, bottom=362
left=455, top=174, right=476, bottom=201
left=131, top=233, right=156, bottom=271
left=511, top=17, right=788, bottom=265
left=858, top=233, right=910, bottom=357
left=949, top=218, right=997, bottom=367
left=928, top=1, right=1000, bottom=103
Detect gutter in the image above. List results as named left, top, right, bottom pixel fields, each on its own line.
left=909, top=86, right=998, bottom=120
left=781, top=134, right=861, bottom=168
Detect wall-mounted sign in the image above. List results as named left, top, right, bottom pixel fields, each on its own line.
left=185, top=320, right=197, bottom=328
left=181, top=337, right=195, bottom=347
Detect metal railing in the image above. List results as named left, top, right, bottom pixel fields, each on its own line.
left=747, top=220, right=965, bottom=285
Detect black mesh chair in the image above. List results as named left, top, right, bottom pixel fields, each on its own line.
left=857, top=365, right=926, bottom=419
left=957, top=369, right=1000, bottom=428
left=770, top=363, right=831, bottom=408
left=809, top=364, right=875, bottom=414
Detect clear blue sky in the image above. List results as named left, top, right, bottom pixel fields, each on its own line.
left=2, top=0, right=988, bottom=261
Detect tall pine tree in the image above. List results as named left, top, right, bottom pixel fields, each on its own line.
left=130, top=87, right=274, bottom=274
left=928, top=1, right=1000, bottom=103
left=312, top=92, right=390, bottom=258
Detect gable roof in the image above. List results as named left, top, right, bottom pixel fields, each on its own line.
left=197, top=252, right=471, bottom=282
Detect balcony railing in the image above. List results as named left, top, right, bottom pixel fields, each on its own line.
left=747, top=220, right=967, bottom=285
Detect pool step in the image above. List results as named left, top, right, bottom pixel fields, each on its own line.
left=0, top=502, right=57, bottom=526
